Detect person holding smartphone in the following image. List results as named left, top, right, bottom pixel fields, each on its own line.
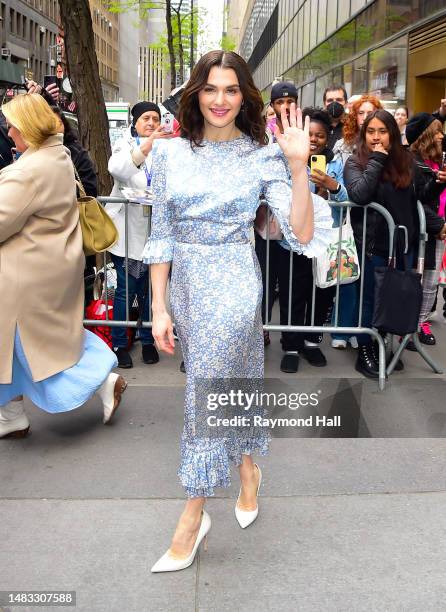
left=107, top=101, right=170, bottom=369
left=276, top=108, right=346, bottom=372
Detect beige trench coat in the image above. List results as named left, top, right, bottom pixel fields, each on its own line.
left=0, top=134, right=85, bottom=383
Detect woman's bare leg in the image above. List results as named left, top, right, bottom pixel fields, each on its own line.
left=237, top=454, right=261, bottom=510
left=168, top=497, right=206, bottom=559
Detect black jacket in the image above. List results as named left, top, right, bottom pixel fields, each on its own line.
left=344, top=152, right=444, bottom=269
left=344, top=152, right=418, bottom=262
left=65, top=139, right=98, bottom=197
left=412, top=154, right=445, bottom=268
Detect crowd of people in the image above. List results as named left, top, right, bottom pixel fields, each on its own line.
left=0, top=49, right=445, bottom=574
left=259, top=82, right=446, bottom=378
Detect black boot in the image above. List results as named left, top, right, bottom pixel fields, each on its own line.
left=355, top=344, right=379, bottom=378
left=113, top=347, right=133, bottom=369
left=142, top=343, right=159, bottom=364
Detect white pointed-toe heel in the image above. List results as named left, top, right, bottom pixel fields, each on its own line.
left=151, top=509, right=211, bottom=573
left=235, top=463, right=262, bottom=529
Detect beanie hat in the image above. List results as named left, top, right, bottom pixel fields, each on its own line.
left=271, top=81, right=298, bottom=103
left=131, top=101, right=161, bottom=126
left=406, top=112, right=436, bottom=146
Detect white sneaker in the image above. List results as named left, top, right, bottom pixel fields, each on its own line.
left=349, top=337, right=359, bottom=349
left=97, top=373, right=127, bottom=424
left=331, top=339, right=347, bottom=349
left=0, top=400, right=30, bottom=438
left=304, top=340, right=320, bottom=348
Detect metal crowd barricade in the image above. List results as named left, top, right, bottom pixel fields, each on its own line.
left=83, top=196, right=154, bottom=334
left=83, top=197, right=443, bottom=391
left=386, top=200, right=443, bottom=376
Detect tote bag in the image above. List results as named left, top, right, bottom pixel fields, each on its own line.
left=314, top=208, right=360, bottom=289
left=372, top=234, right=422, bottom=336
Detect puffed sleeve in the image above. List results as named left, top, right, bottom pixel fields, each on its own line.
left=141, top=140, right=174, bottom=263
left=260, top=145, right=337, bottom=258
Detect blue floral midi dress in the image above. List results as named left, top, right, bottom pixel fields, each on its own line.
left=142, top=135, right=334, bottom=498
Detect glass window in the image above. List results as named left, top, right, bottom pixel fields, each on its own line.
left=315, top=72, right=333, bottom=107
left=337, top=0, right=350, bottom=27
left=317, top=0, right=327, bottom=44
left=327, top=20, right=355, bottom=66
left=352, top=54, right=368, bottom=95
left=326, top=0, right=337, bottom=36
left=419, top=0, right=446, bottom=19
left=343, top=63, right=353, bottom=99
left=368, top=35, right=408, bottom=109
left=355, top=1, right=384, bottom=53
left=301, top=81, right=315, bottom=107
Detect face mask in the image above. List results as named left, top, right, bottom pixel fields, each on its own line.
left=326, top=101, right=344, bottom=119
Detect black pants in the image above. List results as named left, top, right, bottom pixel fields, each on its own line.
left=277, top=246, right=335, bottom=351
left=255, top=233, right=281, bottom=323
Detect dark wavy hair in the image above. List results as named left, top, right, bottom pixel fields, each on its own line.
left=356, top=109, right=413, bottom=189
left=178, top=50, right=266, bottom=148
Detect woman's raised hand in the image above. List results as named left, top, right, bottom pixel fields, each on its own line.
left=274, top=103, right=310, bottom=169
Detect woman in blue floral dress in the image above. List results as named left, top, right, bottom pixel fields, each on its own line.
left=142, top=51, right=334, bottom=573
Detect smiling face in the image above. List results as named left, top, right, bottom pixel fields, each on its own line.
left=134, top=111, right=161, bottom=137
left=309, top=120, right=328, bottom=155
left=7, top=124, right=28, bottom=153
left=365, top=117, right=390, bottom=151
left=197, top=66, right=243, bottom=132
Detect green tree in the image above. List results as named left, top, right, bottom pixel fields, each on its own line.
left=220, top=34, right=236, bottom=52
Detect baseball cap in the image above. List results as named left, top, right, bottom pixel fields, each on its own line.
left=271, top=81, right=298, bottom=103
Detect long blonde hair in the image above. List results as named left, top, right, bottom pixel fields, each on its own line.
left=2, top=93, right=58, bottom=148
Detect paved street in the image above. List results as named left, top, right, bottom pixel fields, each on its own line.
left=2, top=307, right=446, bottom=612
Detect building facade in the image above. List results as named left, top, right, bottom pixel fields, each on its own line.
left=0, top=0, right=59, bottom=86
left=237, top=0, right=446, bottom=114
left=118, top=6, right=139, bottom=105
left=90, top=0, right=119, bottom=101
left=138, top=6, right=169, bottom=105
left=223, top=0, right=251, bottom=50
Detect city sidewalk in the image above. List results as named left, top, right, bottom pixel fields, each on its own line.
left=1, top=310, right=446, bottom=612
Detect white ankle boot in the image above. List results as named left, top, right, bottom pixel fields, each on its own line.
left=0, top=400, right=30, bottom=438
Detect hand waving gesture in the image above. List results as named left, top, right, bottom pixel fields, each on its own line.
left=274, top=103, right=310, bottom=170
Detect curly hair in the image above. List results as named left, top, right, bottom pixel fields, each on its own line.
left=302, top=107, right=331, bottom=135
left=410, top=119, right=443, bottom=164
left=177, top=50, right=266, bottom=148
left=343, top=95, right=382, bottom=147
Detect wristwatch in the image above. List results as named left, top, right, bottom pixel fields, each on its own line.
left=329, top=182, right=342, bottom=194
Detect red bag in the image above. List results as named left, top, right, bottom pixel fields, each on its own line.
left=85, top=299, right=135, bottom=349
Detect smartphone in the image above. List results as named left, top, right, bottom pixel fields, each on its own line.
left=310, top=154, right=326, bottom=174
left=162, top=111, right=174, bottom=134
left=43, top=75, right=57, bottom=89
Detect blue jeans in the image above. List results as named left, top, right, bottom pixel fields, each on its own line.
left=331, top=281, right=359, bottom=341
left=110, top=254, right=153, bottom=348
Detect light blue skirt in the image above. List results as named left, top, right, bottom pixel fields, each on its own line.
left=0, top=329, right=118, bottom=413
